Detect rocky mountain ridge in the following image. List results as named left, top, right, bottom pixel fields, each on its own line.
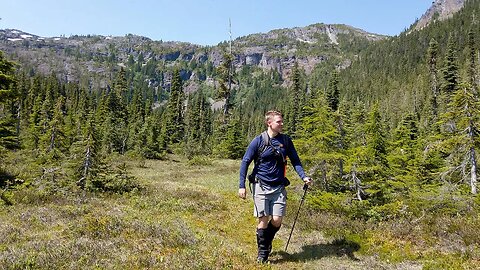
left=0, top=0, right=466, bottom=93
left=413, top=0, right=466, bottom=31
left=0, top=23, right=384, bottom=88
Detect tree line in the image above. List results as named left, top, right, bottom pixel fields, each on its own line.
left=0, top=0, right=479, bottom=209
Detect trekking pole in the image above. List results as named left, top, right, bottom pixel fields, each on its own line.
left=285, top=183, right=309, bottom=252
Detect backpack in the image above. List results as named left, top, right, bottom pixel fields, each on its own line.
left=249, top=131, right=290, bottom=186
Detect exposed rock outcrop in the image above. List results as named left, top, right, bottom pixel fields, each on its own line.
left=414, top=0, right=465, bottom=31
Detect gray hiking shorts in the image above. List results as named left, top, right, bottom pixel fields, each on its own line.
left=252, top=181, right=287, bottom=217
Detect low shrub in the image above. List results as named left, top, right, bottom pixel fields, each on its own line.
left=187, top=156, right=213, bottom=166
left=88, top=163, right=141, bottom=194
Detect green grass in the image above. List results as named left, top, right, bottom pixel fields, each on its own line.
left=2, top=155, right=473, bottom=269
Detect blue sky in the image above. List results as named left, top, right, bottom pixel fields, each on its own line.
left=1, top=0, right=432, bottom=46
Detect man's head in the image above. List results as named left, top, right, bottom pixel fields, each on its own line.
left=265, top=110, right=283, bottom=134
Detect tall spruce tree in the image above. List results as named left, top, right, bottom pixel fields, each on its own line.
left=466, top=27, right=478, bottom=94
left=127, top=88, right=145, bottom=152
left=185, top=89, right=212, bottom=158
left=296, top=91, right=341, bottom=190
left=442, top=35, right=460, bottom=105
left=387, top=113, right=420, bottom=191
left=216, top=52, right=235, bottom=121
left=326, top=70, right=340, bottom=112
left=142, top=110, right=163, bottom=159
left=344, top=101, right=369, bottom=200
left=285, top=62, right=303, bottom=138
left=334, top=101, right=349, bottom=181
left=366, top=103, right=388, bottom=170
left=41, top=96, right=67, bottom=160
left=100, top=85, right=128, bottom=154
left=70, top=113, right=102, bottom=190
left=223, top=114, right=245, bottom=159
left=364, top=103, right=390, bottom=203
left=427, top=38, right=440, bottom=123
left=0, top=51, right=18, bottom=151
left=163, top=69, right=185, bottom=146
left=26, top=94, right=42, bottom=150
left=441, top=82, right=480, bottom=194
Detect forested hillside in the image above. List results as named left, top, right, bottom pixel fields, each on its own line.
left=1, top=0, right=480, bottom=268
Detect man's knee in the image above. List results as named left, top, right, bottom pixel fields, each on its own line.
left=271, top=216, right=283, bottom=227
left=257, top=216, right=269, bottom=229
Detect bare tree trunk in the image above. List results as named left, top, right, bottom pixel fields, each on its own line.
left=16, top=103, right=21, bottom=148
left=431, top=70, right=439, bottom=119
left=467, top=105, right=477, bottom=194
left=321, top=160, right=328, bottom=191
left=470, top=146, right=477, bottom=194
left=121, top=136, right=127, bottom=155
left=78, top=144, right=92, bottom=189
left=49, top=126, right=56, bottom=152
left=352, top=165, right=362, bottom=201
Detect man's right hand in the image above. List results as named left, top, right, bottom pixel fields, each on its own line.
left=238, top=188, right=246, bottom=199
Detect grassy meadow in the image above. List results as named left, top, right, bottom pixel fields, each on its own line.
left=0, top=155, right=477, bottom=269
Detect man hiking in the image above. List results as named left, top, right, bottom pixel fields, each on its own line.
left=238, top=110, right=312, bottom=263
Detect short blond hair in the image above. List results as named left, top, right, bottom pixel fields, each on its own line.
left=264, top=110, right=283, bottom=125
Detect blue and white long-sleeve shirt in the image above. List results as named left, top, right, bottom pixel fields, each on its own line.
left=239, top=132, right=307, bottom=189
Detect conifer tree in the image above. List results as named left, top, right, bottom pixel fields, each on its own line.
left=0, top=51, right=18, bottom=150
left=466, top=28, right=478, bottom=94
left=70, top=113, right=102, bottom=190
left=127, top=89, right=145, bottom=152
left=99, top=85, right=128, bottom=154
left=16, top=73, right=30, bottom=135
left=333, top=101, right=349, bottom=180
left=164, top=69, right=185, bottom=146
left=366, top=103, right=388, bottom=170
left=387, top=113, right=420, bottom=191
left=363, top=103, right=390, bottom=203
left=441, top=82, right=480, bottom=194
left=41, top=96, right=67, bottom=160
left=442, top=35, right=460, bottom=104
left=127, top=54, right=135, bottom=67
left=64, top=106, right=76, bottom=148
left=26, top=95, right=42, bottom=150
left=212, top=112, right=229, bottom=158
left=216, top=52, right=235, bottom=120
left=326, top=70, right=340, bottom=111
left=285, top=62, right=303, bottom=138
left=427, top=38, right=440, bottom=122
left=296, top=91, right=341, bottom=190
left=223, top=115, right=245, bottom=159
left=72, top=87, right=91, bottom=141
left=347, top=101, right=367, bottom=149
left=142, top=110, right=163, bottom=159
left=185, top=89, right=212, bottom=157
left=39, top=80, right=55, bottom=135
left=344, top=101, right=369, bottom=200
left=115, top=67, right=129, bottom=105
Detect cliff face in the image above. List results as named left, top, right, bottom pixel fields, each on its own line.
left=229, top=23, right=385, bottom=79
left=414, top=0, right=465, bottom=31
left=0, top=22, right=384, bottom=84
left=0, top=0, right=464, bottom=93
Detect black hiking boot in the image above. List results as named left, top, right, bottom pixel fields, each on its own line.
left=266, top=221, right=281, bottom=255
left=256, top=228, right=269, bottom=263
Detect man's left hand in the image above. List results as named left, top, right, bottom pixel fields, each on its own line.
left=303, top=177, right=312, bottom=185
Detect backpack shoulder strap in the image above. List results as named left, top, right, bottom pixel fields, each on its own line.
left=254, top=131, right=270, bottom=164
left=260, top=131, right=270, bottom=151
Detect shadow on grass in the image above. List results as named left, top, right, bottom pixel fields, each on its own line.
left=0, top=168, right=16, bottom=188
left=272, top=238, right=361, bottom=263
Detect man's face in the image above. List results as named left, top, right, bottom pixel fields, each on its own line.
left=269, top=115, right=284, bottom=133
